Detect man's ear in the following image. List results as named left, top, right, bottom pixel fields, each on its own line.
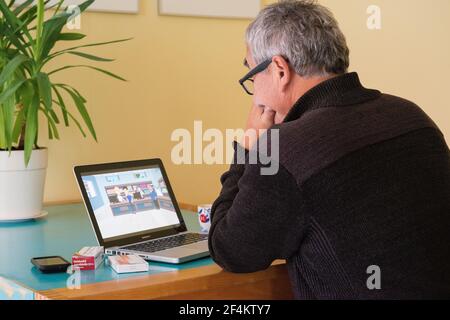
left=271, top=55, right=292, bottom=92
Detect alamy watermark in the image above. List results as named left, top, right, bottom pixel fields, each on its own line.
left=170, top=121, right=280, bottom=176
left=366, top=265, right=382, bottom=290
left=66, top=5, right=81, bottom=30
left=367, top=5, right=382, bottom=30
left=66, top=267, right=81, bottom=290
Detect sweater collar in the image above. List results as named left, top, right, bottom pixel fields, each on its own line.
left=283, top=72, right=381, bottom=123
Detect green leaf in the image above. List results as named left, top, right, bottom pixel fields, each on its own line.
left=0, top=79, right=25, bottom=105
left=0, top=0, right=34, bottom=47
left=52, top=0, right=64, bottom=15
left=53, top=97, right=87, bottom=138
left=58, top=33, right=87, bottom=41
left=47, top=122, right=53, bottom=140
left=0, top=109, right=6, bottom=149
left=11, top=107, right=25, bottom=144
left=45, top=0, right=64, bottom=12
left=17, top=0, right=51, bottom=26
left=54, top=83, right=86, bottom=102
left=38, top=14, right=72, bottom=60
left=67, top=51, right=115, bottom=62
left=20, top=80, right=34, bottom=113
left=24, top=93, right=39, bottom=166
left=58, top=86, right=97, bottom=141
left=15, top=81, right=35, bottom=147
left=1, top=88, right=16, bottom=149
left=0, top=22, right=31, bottom=57
left=0, top=54, right=29, bottom=86
left=36, top=72, right=52, bottom=109
left=49, top=38, right=132, bottom=57
left=49, top=108, right=60, bottom=124
left=39, top=0, right=95, bottom=59
left=40, top=106, right=59, bottom=140
left=52, top=85, right=69, bottom=126
left=35, top=0, right=46, bottom=60
left=12, top=0, right=34, bottom=15
left=67, top=110, right=87, bottom=138
left=48, top=65, right=127, bottom=81
left=50, top=119, right=59, bottom=139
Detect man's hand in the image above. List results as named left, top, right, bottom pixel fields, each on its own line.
left=240, top=103, right=276, bottom=150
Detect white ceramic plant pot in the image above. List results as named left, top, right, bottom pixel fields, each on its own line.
left=0, top=148, right=48, bottom=221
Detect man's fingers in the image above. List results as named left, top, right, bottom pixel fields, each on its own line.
left=251, top=103, right=265, bottom=115
left=261, top=107, right=276, bottom=126
left=243, top=104, right=276, bottom=150
left=263, top=107, right=276, bottom=117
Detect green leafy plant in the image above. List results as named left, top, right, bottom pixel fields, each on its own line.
left=0, top=0, right=130, bottom=165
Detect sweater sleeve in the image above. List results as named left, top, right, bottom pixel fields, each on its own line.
left=208, top=141, right=306, bottom=273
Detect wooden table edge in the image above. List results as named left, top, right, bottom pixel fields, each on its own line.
left=35, top=202, right=293, bottom=300
left=36, top=260, right=293, bottom=300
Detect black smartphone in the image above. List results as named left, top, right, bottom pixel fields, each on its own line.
left=31, top=256, right=71, bottom=274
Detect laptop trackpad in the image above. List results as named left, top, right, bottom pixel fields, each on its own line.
left=157, top=242, right=208, bottom=257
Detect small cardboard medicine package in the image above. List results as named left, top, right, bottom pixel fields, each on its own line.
left=72, top=246, right=104, bottom=271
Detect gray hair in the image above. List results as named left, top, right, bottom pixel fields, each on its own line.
left=245, top=0, right=350, bottom=77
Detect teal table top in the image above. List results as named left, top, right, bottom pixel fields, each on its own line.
left=0, top=203, right=214, bottom=293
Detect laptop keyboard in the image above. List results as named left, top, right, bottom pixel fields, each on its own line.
left=122, top=233, right=208, bottom=253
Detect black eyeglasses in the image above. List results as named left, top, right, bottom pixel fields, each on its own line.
left=239, top=59, right=272, bottom=95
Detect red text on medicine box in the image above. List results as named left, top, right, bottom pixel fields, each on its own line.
left=72, top=247, right=104, bottom=271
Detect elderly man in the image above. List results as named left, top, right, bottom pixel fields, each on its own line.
left=208, top=0, right=450, bottom=299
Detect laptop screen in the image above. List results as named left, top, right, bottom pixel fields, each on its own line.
left=80, top=165, right=181, bottom=243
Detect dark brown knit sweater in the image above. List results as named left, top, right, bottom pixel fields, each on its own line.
left=208, top=72, right=450, bottom=299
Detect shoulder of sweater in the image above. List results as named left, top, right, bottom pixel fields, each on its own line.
left=271, top=93, right=439, bottom=184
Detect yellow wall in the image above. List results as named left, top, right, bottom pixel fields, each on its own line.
left=41, top=0, right=450, bottom=206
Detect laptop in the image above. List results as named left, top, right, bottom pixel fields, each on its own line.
left=74, top=159, right=210, bottom=264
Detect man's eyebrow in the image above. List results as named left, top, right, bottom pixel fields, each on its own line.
left=243, top=58, right=249, bottom=68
